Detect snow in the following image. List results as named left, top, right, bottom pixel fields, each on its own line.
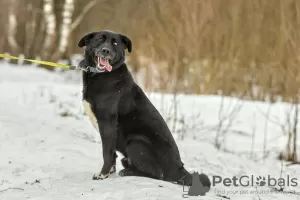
left=0, top=63, right=300, bottom=200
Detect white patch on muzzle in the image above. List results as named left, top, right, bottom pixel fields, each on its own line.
left=82, top=100, right=99, bottom=132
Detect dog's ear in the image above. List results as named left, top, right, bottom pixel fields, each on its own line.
left=78, top=32, right=98, bottom=48
left=119, top=34, right=132, bottom=53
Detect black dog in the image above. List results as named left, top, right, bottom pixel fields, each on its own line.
left=78, top=30, right=210, bottom=186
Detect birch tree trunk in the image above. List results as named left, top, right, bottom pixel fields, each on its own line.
left=7, top=0, right=19, bottom=55
left=53, top=0, right=74, bottom=60
left=42, top=0, right=56, bottom=60
left=0, top=0, right=8, bottom=53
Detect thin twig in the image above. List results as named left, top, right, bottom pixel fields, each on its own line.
left=255, top=105, right=281, bottom=128
left=250, top=112, right=256, bottom=159
left=0, top=187, right=24, bottom=193
left=70, top=0, right=102, bottom=32
left=255, top=187, right=261, bottom=200
left=0, top=180, right=10, bottom=186
left=216, top=194, right=231, bottom=199
left=286, top=162, right=300, bottom=166
left=263, top=105, right=271, bottom=160
left=26, top=179, right=47, bottom=191
left=279, top=159, right=284, bottom=191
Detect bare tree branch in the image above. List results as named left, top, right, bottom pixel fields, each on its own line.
left=70, top=0, right=100, bottom=32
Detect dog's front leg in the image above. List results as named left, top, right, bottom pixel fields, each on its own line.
left=93, top=114, right=118, bottom=180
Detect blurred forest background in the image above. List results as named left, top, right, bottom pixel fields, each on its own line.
left=1, top=0, right=300, bottom=102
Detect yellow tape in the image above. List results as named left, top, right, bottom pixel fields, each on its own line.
left=0, top=53, right=71, bottom=69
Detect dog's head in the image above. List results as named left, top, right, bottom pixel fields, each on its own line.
left=78, top=30, right=132, bottom=72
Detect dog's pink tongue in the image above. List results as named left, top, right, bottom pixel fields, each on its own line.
left=99, top=58, right=112, bottom=72
left=105, top=64, right=112, bottom=72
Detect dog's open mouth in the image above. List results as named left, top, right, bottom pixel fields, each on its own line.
left=96, top=57, right=112, bottom=72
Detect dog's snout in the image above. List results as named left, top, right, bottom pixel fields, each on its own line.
left=101, top=47, right=110, bottom=56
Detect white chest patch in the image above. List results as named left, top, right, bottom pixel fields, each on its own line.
left=82, top=100, right=99, bottom=132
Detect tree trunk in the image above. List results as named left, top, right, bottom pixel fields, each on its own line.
left=42, top=0, right=56, bottom=61
left=52, top=0, right=74, bottom=61
left=7, top=0, right=19, bottom=56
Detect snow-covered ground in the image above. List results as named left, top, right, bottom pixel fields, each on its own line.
left=0, top=63, right=300, bottom=200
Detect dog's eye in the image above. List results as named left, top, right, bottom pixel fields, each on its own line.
left=113, top=42, right=118, bottom=46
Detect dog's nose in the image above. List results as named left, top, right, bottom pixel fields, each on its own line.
left=101, top=47, right=110, bottom=56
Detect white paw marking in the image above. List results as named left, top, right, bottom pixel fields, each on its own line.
left=93, top=172, right=109, bottom=180
left=93, top=166, right=116, bottom=180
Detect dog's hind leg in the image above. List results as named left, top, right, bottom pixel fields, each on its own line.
left=119, top=136, right=164, bottom=180
left=119, top=157, right=150, bottom=177
left=121, top=157, right=132, bottom=169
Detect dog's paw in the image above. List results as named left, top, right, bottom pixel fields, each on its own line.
left=92, top=166, right=116, bottom=180
left=93, top=172, right=109, bottom=180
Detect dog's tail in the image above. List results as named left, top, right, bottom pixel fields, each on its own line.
left=174, top=168, right=211, bottom=188
left=174, top=168, right=193, bottom=186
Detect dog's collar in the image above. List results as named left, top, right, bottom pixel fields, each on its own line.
left=76, top=60, right=124, bottom=75
left=75, top=65, right=104, bottom=74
